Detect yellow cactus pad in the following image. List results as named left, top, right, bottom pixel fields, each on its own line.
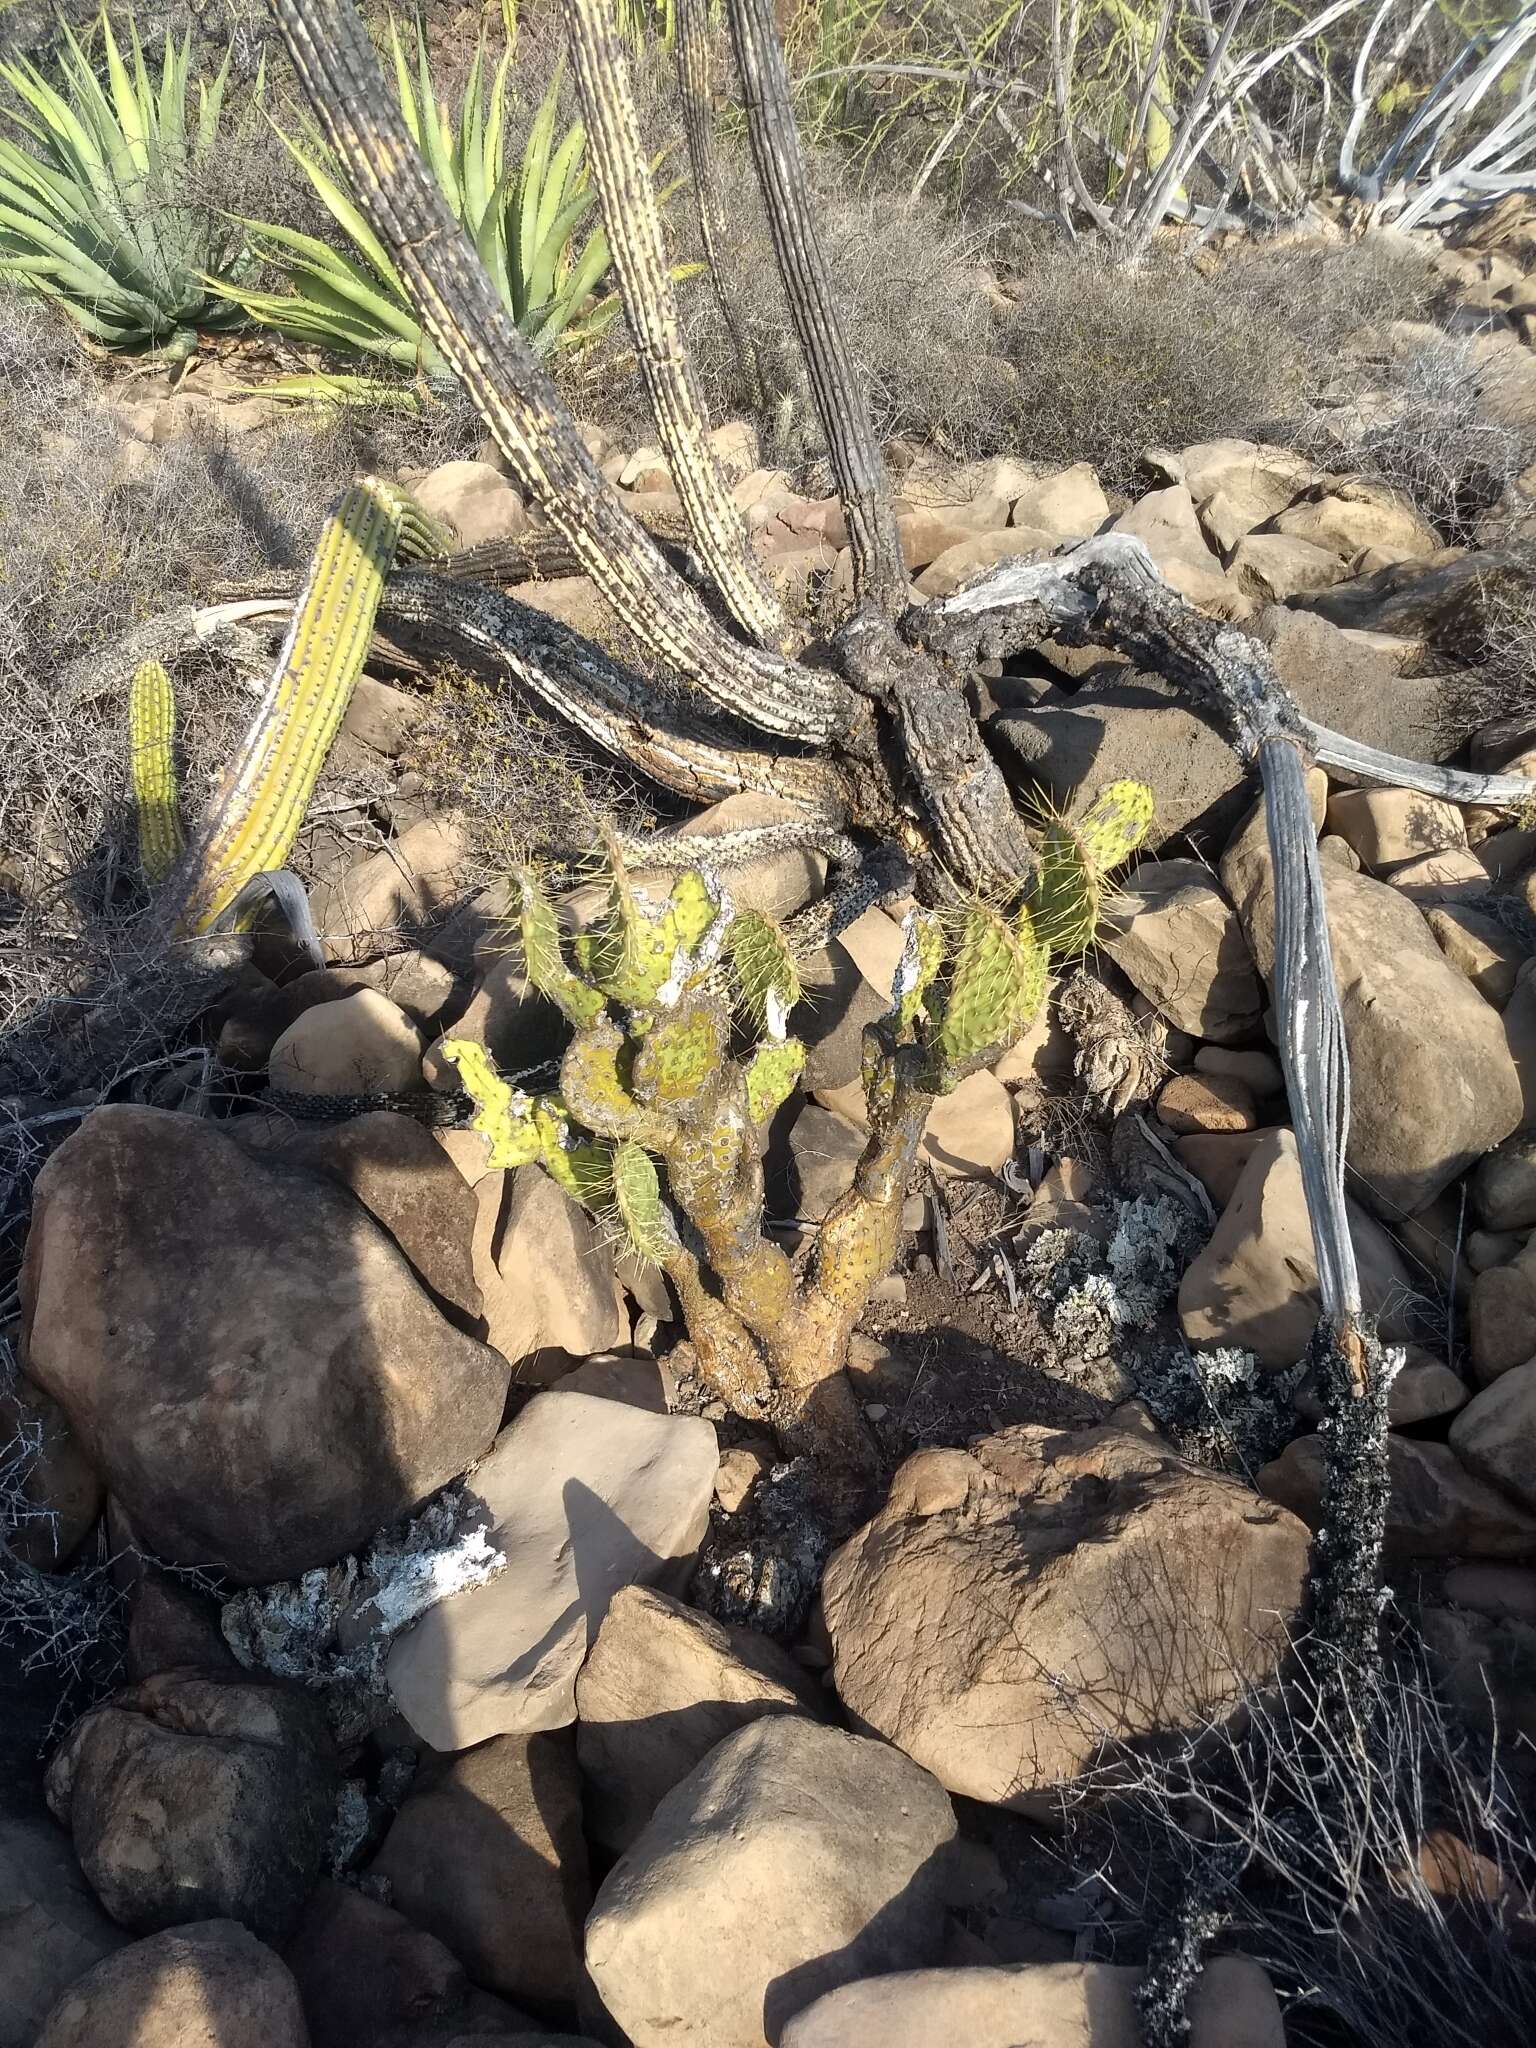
left=128, top=659, right=184, bottom=885
left=612, top=1140, right=676, bottom=1264
left=439, top=1039, right=542, bottom=1168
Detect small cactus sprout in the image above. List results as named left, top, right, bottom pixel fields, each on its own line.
left=438, top=1040, right=542, bottom=1167
left=1030, top=778, right=1155, bottom=957
left=173, top=477, right=450, bottom=935
left=128, top=659, right=184, bottom=885
left=612, top=1139, right=677, bottom=1264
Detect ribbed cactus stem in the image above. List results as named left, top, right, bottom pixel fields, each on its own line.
left=674, top=0, right=766, bottom=410
left=174, top=477, right=422, bottom=934
left=128, top=658, right=184, bottom=885
left=566, top=0, right=788, bottom=652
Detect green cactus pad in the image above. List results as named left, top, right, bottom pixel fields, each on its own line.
left=1030, top=778, right=1153, bottom=958
left=516, top=866, right=605, bottom=1026
left=612, top=1140, right=677, bottom=1264
left=745, top=1037, right=806, bottom=1123
left=439, top=1039, right=541, bottom=1169
left=933, top=907, right=1040, bottom=1070
left=631, top=1003, right=726, bottom=1106
left=727, top=910, right=801, bottom=1040
left=533, top=1099, right=613, bottom=1206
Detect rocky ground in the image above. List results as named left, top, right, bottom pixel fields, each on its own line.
left=5, top=199, right=1536, bottom=2047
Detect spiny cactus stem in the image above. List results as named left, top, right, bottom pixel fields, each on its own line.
left=566, top=0, right=789, bottom=652
left=128, top=658, right=184, bottom=885
left=724, top=0, right=908, bottom=615
left=173, top=478, right=403, bottom=933
left=266, top=0, right=853, bottom=748
left=675, top=0, right=767, bottom=410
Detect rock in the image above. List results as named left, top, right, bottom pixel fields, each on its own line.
left=414, top=460, right=527, bottom=546
left=709, top=419, right=758, bottom=479
left=1008, top=462, right=1110, bottom=539
left=991, top=993, right=1077, bottom=1086
left=1017, top=1157, right=1109, bottom=1245
left=1294, top=1351, right=1468, bottom=1428
left=640, top=793, right=830, bottom=921
left=1325, top=787, right=1467, bottom=869
left=1259, top=1433, right=1536, bottom=1557
left=1243, top=607, right=1451, bottom=763
left=370, top=1729, right=589, bottom=2013
left=1443, top=1562, right=1536, bottom=1622
left=921, top=1070, right=1014, bottom=1178
left=1469, top=1227, right=1528, bottom=1271
left=1156, top=1072, right=1257, bottom=1134
left=1175, top=1130, right=1268, bottom=1211
left=1273, top=481, right=1440, bottom=560
left=1380, top=844, right=1491, bottom=906
left=833, top=904, right=907, bottom=996
left=1474, top=1128, right=1536, bottom=1229
left=387, top=1391, right=717, bottom=1747
left=1225, top=531, right=1349, bottom=603
left=1469, top=1242, right=1536, bottom=1382
left=125, top=1572, right=240, bottom=1683
left=0, top=1375, right=101, bottom=1569
left=714, top=1439, right=773, bottom=1513
left=1419, top=1603, right=1536, bottom=1748
left=1100, top=859, right=1262, bottom=1041
left=584, top=1717, right=956, bottom=2048
left=1506, top=960, right=1536, bottom=1120
left=822, top=1423, right=1308, bottom=1804
left=911, top=523, right=1058, bottom=600
left=34, top=1921, right=308, bottom=2048
left=555, top=1351, right=673, bottom=1410
left=1222, top=805, right=1523, bottom=1216
left=496, top=1165, right=625, bottom=1357
left=779, top=1955, right=1284, bottom=2048
left=45, top=1675, right=335, bottom=1941
left=423, top=958, right=562, bottom=1093
left=576, top=1585, right=824, bottom=1852
left=788, top=1103, right=865, bottom=1220
left=898, top=504, right=1011, bottom=571
left=0, top=1813, right=124, bottom=2048
left=283, top=1880, right=506, bottom=2048
left=21, top=1108, right=509, bottom=1581
left=1178, top=1128, right=1419, bottom=1368
left=1425, top=906, right=1528, bottom=1005
left=1193, top=1045, right=1283, bottom=1097
left=267, top=988, right=423, bottom=1098
left=1108, top=485, right=1243, bottom=615
left=1155, top=438, right=1316, bottom=521
left=1449, top=1360, right=1536, bottom=1514
left=794, top=941, right=891, bottom=1091
left=312, top=816, right=472, bottom=965
left=988, top=676, right=1248, bottom=857
left=1296, top=548, right=1498, bottom=636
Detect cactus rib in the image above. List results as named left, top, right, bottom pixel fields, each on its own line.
left=128, top=658, right=184, bottom=884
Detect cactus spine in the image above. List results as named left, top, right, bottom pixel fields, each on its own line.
left=128, top=659, right=184, bottom=884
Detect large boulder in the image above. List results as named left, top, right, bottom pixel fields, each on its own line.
left=0, top=1813, right=123, bottom=2048
left=369, top=1729, right=590, bottom=2014
left=45, top=1675, right=335, bottom=1942
left=1178, top=1127, right=1420, bottom=1368
left=34, top=1920, right=308, bottom=2048
left=1259, top=1433, right=1536, bottom=1558
left=584, top=1717, right=956, bottom=2048
left=21, top=1107, right=510, bottom=1582
left=1222, top=802, right=1523, bottom=1216
left=387, top=1391, right=718, bottom=1748
left=821, top=1423, right=1309, bottom=1805
left=575, top=1585, right=825, bottom=1851
left=1449, top=1360, right=1536, bottom=1515
left=779, top=1956, right=1284, bottom=2048
left=1100, top=859, right=1262, bottom=1042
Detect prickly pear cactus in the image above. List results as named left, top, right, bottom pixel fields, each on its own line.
left=1031, top=779, right=1155, bottom=958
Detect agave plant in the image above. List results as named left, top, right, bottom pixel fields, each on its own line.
left=217, top=20, right=687, bottom=383
left=0, top=9, right=252, bottom=355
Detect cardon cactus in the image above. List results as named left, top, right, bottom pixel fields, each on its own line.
left=134, top=477, right=450, bottom=943
left=444, top=791, right=1150, bottom=1496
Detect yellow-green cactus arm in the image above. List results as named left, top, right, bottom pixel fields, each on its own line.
left=927, top=905, right=1046, bottom=1086
left=516, top=865, right=606, bottom=1028
left=176, top=477, right=435, bottom=934
left=630, top=1003, right=727, bottom=1109
left=533, top=1098, right=614, bottom=1206
left=612, top=1139, right=678, bottom=1265
left=128, top=659, right=184, bottom=885
left=439, top=1039, right=541, bottom=1168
